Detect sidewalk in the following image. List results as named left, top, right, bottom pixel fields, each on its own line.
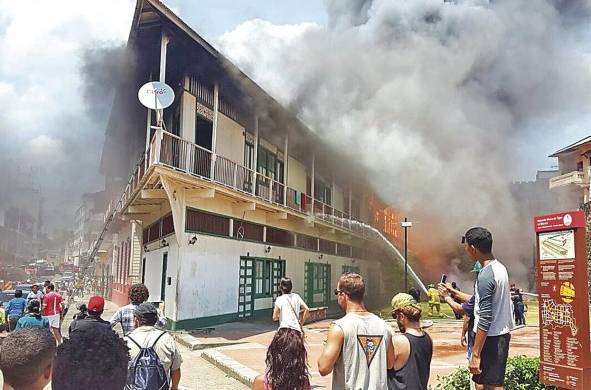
left=175, top=318, right=541, bottom=388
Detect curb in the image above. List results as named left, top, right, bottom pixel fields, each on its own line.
left=201, top=349, right=259, bottom=387
left=173, top=333, right=247, bottom=351
left=174, top=333, right=204, bottom=350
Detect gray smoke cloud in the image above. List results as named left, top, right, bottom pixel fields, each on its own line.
left=0, top=43, right=128, bottom=235
left=218, top=0, right=591, bottom=282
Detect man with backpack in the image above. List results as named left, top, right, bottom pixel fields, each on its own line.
left=125, top=302, right=182, bottom=390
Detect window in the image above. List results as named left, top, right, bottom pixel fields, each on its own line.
left=276, top=159, right=284, bottom=184
left=311, top=263, right=330, bottom=294
left=257, top=147, right=276, bottom=180
left=147, top=221, right=161, bottom=243
left=233, top=220, right=264, bottom=242
left=254, top=259, right=272, bottom=298
left=577, top=161, right=584, bottom=172
left=186, top=208, right=230, bottom=236
left=195, top=115, right=213, bottom=150
left=337, top=243, right=352, bottom=257
left=266, top=227, right=293, bottom=247
left=161, top=214, right=174, bottom=237
left=319, top=239, right=335, bottom=254
left=342, top=265, right=360, bottom=275
left=314, top=177, right=331, bottom=204
left=244, top=141, right=255, bottom=169
left=296, top=234, right=318, bottom=251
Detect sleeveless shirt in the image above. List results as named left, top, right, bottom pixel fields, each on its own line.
left=332, top=312, right=392, bottom=390
left=387, top=333, right=433, bottom=390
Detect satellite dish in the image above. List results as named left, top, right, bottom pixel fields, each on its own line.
left=138, top=81, right=175, bottom=110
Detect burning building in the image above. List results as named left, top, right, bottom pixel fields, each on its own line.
left=96, top=0, right=404, bottom=329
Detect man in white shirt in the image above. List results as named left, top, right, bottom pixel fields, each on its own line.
left=27, top=284, right=44, bottom=304
left=272, top=277, right=310, bottom=333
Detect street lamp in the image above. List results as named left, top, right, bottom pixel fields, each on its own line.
left=400, top=218, right=413, bottom=292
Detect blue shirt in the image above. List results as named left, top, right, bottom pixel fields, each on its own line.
left=6, top=297, right=27, bottom=317
left=16, top=314, right=49, bottom=329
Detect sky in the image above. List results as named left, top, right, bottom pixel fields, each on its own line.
left=0, top=0, right=589, bottom=233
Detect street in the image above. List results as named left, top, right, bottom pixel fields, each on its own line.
left=60, top=296, right=249, bottom=390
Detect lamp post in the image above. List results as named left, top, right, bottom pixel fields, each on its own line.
left=401, top=218, right=413, bottom=292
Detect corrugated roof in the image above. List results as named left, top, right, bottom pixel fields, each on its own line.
left=549, top=135, right=591, bottom=157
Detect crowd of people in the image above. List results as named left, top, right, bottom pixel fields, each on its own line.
left=259, top=227, right=514, bottom=390
left=0, top=226, right=516, bottom=390
left=0, top=283, right=183, bottom=390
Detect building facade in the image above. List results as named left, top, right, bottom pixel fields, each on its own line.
left=65, top=191, right=105, bottom=266
left=98, top=0, right=399, bottom=329
left=549, top=136, right=591, bottom=206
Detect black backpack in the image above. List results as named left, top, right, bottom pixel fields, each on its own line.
left=125, top=332, right=169, bottom=390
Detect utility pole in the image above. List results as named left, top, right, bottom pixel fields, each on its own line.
left=401, top=218, right=413, bottom=292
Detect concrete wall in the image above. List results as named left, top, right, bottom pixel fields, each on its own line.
left=150, top=232, right=378, bottom=323
left=216, top=113, right=245, bottom=164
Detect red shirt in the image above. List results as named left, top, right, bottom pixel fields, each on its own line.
left=43, top=292, right=63, bottom=316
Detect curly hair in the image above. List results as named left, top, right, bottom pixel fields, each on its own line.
left=128, top=283, right=150, bottom=305
left=266, top=328, right=310, bottom=390
left=0, top=328, right=55, bottom=388
left=52, top=327, right=130, bottom=390
left=398, top=304, right=422, bottom=322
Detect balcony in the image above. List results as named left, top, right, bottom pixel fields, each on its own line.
left=109, top=130, right=373, bottom=238
left=549, top=171, right=587, bottom=190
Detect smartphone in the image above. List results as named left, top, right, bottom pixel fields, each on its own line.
left=440, top=274, right=447, bottom=284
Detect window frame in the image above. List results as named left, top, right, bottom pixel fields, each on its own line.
left=254, top=259, right=273, bottom=298
left=311, top=263, right=329, bottom=294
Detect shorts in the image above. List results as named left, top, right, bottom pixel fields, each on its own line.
left=473, top=333, right=511, bottom=386
left=45, top=314, right=61, bottom=329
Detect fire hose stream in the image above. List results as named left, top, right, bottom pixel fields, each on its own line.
left=323, top=215, right=429, bottom=295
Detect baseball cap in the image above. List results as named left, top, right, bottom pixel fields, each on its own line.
left=87, top=296, right=105, bottom=313
left=391, top=293, right=420, bottom=312
left=134, top=302, right=158, bottom=321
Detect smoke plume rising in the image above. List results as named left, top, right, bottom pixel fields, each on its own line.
left=218, top=0, right=591, bottom=283
left=0, top=0, right=135, bottom=236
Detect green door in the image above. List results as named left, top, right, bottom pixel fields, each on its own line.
left=304, top=262, right=331, bottom=307
left=238, top=257, right=255, bottom=319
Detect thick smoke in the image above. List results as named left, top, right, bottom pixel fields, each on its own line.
left=218, top=0, right=591, bottom=283
left=0, top=43, right=127, bottom=235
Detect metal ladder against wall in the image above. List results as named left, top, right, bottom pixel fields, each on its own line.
left=238, top=257, right=255, bottom=319
left=68, top=202, right=120, bottom=304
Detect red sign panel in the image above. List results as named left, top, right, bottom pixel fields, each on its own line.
left=535, top=210, right=591, bottom=389
left=534, top=211, right=586, bottom=233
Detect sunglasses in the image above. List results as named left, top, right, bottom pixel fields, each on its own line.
left=461, top=236, right=466, bottom=244
left=334, top=289, right=344, bottom=296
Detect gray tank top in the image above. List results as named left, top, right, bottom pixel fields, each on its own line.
left=332, top=312, right=392, bottom=390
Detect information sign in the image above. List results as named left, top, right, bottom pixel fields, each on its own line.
left=534, top=211, right=591, bottom=389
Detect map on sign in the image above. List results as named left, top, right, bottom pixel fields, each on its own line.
left=539, top=230, right=575, bottom=260
left=541, top=299, right=578, bottom=336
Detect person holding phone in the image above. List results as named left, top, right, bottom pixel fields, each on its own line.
left=462, top=227, right=513, bottom=390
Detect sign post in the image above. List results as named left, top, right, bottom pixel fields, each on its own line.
left=534, top=211, right=591, bottom=389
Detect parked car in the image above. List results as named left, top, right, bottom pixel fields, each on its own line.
left=0, top=290, right=15, bottom=308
